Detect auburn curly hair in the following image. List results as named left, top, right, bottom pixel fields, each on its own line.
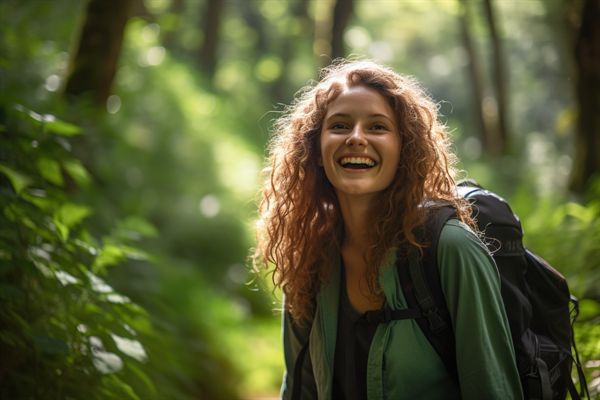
left=253, top=59, right=473, bottom=322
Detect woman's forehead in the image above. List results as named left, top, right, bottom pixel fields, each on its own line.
left=323, top=85, right=395, bottom=118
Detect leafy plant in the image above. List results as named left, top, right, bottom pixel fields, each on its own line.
left=0, top=105, right=155, bottom=399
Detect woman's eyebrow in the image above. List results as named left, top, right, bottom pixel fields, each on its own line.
left=370, top=113, right=394, bottom=121
left=325, top=112, right=393, bottom=120
left=325, top=113, right=351, bottom=120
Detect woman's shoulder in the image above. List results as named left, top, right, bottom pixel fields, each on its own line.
left=438, top=218, right=489, bottom=255
left=436, top=218, right=498, bottom=282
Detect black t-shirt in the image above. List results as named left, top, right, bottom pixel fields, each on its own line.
left=332, top=267, right=378, bottom=400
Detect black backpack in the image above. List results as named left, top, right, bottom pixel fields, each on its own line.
left=361, top=180, right=589, bottom=399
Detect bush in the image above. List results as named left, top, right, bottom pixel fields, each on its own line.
left=0, top=104, right=157, bottom=399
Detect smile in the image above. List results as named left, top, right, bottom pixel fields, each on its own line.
left=338, top=156, right=377, bottom=169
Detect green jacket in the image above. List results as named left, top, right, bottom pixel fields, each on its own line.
left=281, top=220, right=523, bottom=400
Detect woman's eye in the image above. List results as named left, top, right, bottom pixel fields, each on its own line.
left=330, top=123, right=349, bottom=130
left=371, top=123, right=388, bottom=131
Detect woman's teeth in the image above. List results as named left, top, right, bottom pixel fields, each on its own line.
left=339, top=157, right=376, bottom=168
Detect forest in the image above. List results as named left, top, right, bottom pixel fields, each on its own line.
left=0, top=0, right=599, bottom=399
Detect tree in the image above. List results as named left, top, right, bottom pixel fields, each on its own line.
left=482, top=0, right=510, bottom=154
left=569, top=0, right=600, bottom=193
left=198, top=0, right=225, bottom=81
left=330, top=0, right=354, bottom=59
left=63, top=0, right=135, bottom=106
left=458, top=0, right=496, bottom=155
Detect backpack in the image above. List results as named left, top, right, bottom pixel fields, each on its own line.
left=361, top=180, right=589, bottom=400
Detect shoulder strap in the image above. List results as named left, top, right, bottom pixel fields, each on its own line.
left=397, top=205, right=459, bottom=382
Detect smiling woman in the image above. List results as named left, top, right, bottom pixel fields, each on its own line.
left=253, top=60, right=523, bottom=400
left=319, top=85, right=401, bottom=201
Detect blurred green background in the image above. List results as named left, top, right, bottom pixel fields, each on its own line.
left=1, top=0, right=599, bottom=399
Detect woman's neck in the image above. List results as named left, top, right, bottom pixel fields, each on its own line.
left=337, top=194, right=373, bottom=253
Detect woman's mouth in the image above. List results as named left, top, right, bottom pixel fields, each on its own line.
left=338, top=156, right=377, bottom=170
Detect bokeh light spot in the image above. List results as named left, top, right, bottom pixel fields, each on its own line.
left=199, top=194, right=220, bottom=218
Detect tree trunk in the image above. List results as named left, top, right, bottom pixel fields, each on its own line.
left=458, top=0, right=498, bottom=155
left=569, top=0, right=600, bottom=193
left=199, top=0, right=225, bottom=80
left=482, top=0, right=510, bottom=154
left=63, top=0, right=135, bottom=106
left=330, top=0, right=354, bottom=59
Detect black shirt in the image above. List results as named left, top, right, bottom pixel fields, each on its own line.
left=332, top=267, right=378, bottom=400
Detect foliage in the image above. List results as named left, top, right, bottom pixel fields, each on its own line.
left=0, top=105, right=155, bottom=399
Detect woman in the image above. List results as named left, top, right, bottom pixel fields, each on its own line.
left=253, top=60, right=522, bottom=399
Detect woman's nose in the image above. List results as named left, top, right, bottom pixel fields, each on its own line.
left=346, top=125, right=368, bottom=146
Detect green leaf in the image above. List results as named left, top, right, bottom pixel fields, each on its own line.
left=563, top=202, right=597, bottom=224
left=111, top=334, right=147, bottom=362
left=53, top=220, right=69, bottom=242
left=14, top=105, right=81, bottom=136
left=62, top=159, right=91, bottom=188
left=37, top=157, right=64, bottom=186
left=55, top=203, right=91, bottom=229
left=20, top=189, right=56, bottom=211
left=93, top=244, right=126, bottom=273
left=54, top=270, right=79, bottom=286
left=45, top=118, right=82, bottom=136
left=0, top=164, right=32, bottom=194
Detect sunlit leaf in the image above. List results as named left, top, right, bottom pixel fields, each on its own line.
left=37, top=157, right=64, bottom=186
left=53, top=219, right=69, bottom=242
left=93, top=244, right=126, bottom=272
left=91, top=336, right=123, bottom=374
left=55, top=270, right=79, bottom=286
left=120, top=245, right=150, bottom=261
left=87, top=272, right=114, bottom=293
left=21, top=189, right=55, bottom=211
left=563, top=202, right=596, bottom=224
left=111, top=334, right=147, bottom=362
left=0, top=164, right=32, bottom=194
left=55, top=203, right=91, bottom=229
left=105, top=293, right=130, bottom=304
left=14, top=104, right=81, bottom=136
left=45, top=118, right=82, bottom=136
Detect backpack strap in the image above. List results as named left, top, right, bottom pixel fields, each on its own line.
left=568, top=295, right=590, bottom=400
left=397, top=205, right=459, bottom=382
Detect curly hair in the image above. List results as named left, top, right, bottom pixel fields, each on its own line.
left=253, top=59, right=473, bottom=322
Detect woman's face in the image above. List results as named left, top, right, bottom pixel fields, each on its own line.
left=319, top=85, right=401, bottom=203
